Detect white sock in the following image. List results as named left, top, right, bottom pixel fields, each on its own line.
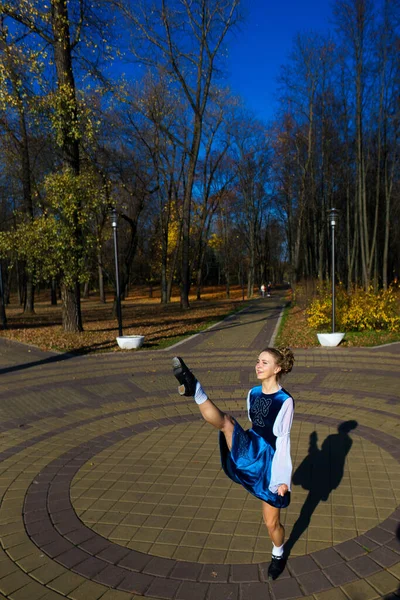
left=272, top=543, right=284, bottom=558
left=194, top=381, right=208, bottom=405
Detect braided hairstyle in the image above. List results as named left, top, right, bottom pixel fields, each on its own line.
left=261, top=347, right=295, bottom=380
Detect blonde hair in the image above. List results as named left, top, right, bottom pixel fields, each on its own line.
left=260, top=347, right=295, bottom=379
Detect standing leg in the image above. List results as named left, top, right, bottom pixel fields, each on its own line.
left=262, top=502, right=287, bottom=580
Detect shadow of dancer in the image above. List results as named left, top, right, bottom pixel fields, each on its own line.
left=285, top=420, right=358, bottom=556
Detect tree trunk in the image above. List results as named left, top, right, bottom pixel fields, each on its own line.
left=61, top=281, right=83, bottom=332
left=24, top=271, right=35, bottom=314
left=52, top=0, right=84, bottom=331
left=51, top=279, right=58, bottom=306
left=98, top=258, right=106, bottom=303
left=180, top=120, right=202, bottom=309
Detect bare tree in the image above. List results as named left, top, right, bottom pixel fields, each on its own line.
left=118, top=0, right=241, bottom=308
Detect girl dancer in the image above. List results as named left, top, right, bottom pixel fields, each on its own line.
left=172, top=348, right=295, bottom=580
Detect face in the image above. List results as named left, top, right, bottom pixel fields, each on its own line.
left=255, top=351, right=281, bottom=382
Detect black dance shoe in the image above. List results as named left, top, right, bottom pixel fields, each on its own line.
left=172, top=357, right=198, bottom=397
left=268, top=556, right=287, bottom=581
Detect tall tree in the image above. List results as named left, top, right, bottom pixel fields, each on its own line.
left=1, top=0, right=114, bottom=330
left=119, top=0, right=241, bottom=308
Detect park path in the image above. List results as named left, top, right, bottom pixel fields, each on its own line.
left=0, top=293, right=399, bottom=600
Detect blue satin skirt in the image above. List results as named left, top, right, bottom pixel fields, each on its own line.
left=219, top=420, right=290, bottom=509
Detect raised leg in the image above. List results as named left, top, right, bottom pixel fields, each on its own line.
left=198, top=400, right=235, bottom=450
left=172, top=356, right=234, bottom=449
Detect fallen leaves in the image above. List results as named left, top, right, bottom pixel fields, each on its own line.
left=0, top=285, right=247, bottom=354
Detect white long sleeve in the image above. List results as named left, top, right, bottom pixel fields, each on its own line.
left=269, top=397, right=294, bottom=493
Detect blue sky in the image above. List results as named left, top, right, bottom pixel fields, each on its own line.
left=226, top=0, right=334, bottom=123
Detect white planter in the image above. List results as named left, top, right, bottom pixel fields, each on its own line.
left=116, top=335, right=144, bottom=350
left=317, top=332, right=345, bottom=347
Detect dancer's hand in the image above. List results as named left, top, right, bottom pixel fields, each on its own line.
left=277, top=484, right=288, bottom=496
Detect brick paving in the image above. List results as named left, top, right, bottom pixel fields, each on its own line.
left=0, top=294, right=399, bottom=600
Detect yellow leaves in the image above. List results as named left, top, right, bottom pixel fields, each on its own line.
left=1, top=167, right=108, bottom=287
left=208, top=232, right=223, bottom=251
left=306, top=284, right=400, bottom=333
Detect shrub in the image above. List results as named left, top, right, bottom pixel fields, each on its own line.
left=306, top=284, right=400, bottom=332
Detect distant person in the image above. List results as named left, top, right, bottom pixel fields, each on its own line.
left=260, top=284, right=266, bottom=297
left=172, top=348, right=295, bottom=581
left=267, top=282, right=272, bottom=297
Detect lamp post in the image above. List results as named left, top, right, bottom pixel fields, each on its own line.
left=328, top=208, right=339, bottom=333
left=111, top=208, right=123, bottom=337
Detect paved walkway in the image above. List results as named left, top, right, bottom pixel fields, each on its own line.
left=0, top=295, right=399, bottom=600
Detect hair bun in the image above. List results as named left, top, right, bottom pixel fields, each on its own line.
left=277, top=347, right=295, bottom=374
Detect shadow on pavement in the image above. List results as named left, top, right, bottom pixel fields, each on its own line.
left=0, top=339, right=120, bottom=375
left=285, top=420, right=358, bottom=556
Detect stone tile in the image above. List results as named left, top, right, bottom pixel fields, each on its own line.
left=199, top=564, right=230, bottom=583
left=99, top=591, right=134, bottom=600
left=72, top=556, right=105, bottom=578
left=96, top=544, right=130, bottom=565
left=93, top=564, right=125, bottom=587
left=367, top=570, right=399, bottom=595
left=296, top=570, right=333, bottom=594
left=117, top=551, right=151, bottom=571
left=172, top=546, right=201, bottom=561
left=142, top=557, right=176, bottom=577
left=0, top=571, right=31, bottom=595
left=365, top=527, right=395, bottom=545
left=145, top=577, right=181, bottom=599
left=386, top=536, right=400, bottom=554
left=80, top=536, right=111, bottom=555
left=118, top=571, right=154, bottom=595
left=8, top=581, right=48, bottom=600
left=270, top=577, right=303, bottom=599
left=287, top=555, right=319, bottom=576
left=170, top=561, right=202, bottom=581
left=369, top=546, right=399, bottom=567
left=314, top=589, right=348, bottom=600
left=198, top=549, right=227, bottom=564
left=379, top=518, right=399, bottom=535
left=312, top=548, right=344, bottom=568
left=347, top=555, right=381, bottom=577
left=176, top=581, right=210, bottom=600
left=354, top=534, right=379, bottom=552
left=47, top=571, right=84, bottom=594
left=229, top=563, right=259, bottom=582
left=341, top=579, right=380, bottom=600
left=387, top=561, right=400, bottom=578
left=207, top=583, right=239, bottom=600
left=335, top=540, right=366, bottom=560
left=239, top=582, right=271, bottom=600
left=29, top=562, right=66, bottom=584
left=68, top=580, right=106, bottom=600
left=323, top=562, right=359, bottom=586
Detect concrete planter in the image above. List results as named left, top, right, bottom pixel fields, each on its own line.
left=116, top=335, right=144, bottom=350
left=317, top=332, right=345, bottom=347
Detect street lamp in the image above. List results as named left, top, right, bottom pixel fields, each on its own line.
left=111, top=208, right=123, bottom=337
left=328, top=208, right=339, bottom=333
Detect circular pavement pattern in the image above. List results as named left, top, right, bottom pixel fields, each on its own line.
left=0, top=297, right=400, bottom=600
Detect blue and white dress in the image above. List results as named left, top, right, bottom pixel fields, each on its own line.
left=219, top=386, right=294, bottom=508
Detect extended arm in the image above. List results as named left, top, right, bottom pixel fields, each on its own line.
left=269, top=397, right=294, bottom=495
